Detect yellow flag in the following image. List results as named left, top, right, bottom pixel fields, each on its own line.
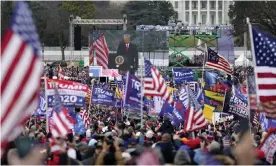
left=203, top=104, right=215, bottom=121
left=204, top=90, right=225, bottom=102
left=168, top=87, right=177, bottom=94
left=115, top=87, right=122, bottom=99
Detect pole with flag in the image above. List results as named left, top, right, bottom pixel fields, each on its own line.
left=201, top=44, right=207, bottom=89
left=140, top=56, right=144, bottom=128
left=1, top=1, right=43, bottom=151
left=247, top=17, right=276, bottom=118
left=45, top=77, right=49, bottom=133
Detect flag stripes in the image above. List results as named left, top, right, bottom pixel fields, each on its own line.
left=1, top=2, right=42, bottom=150
left=80, top=109, right=91, bottom=129
left=251, top=27, right=276, bottom=103
left=144, top=59, right=174, bottom=105
left=206, top=47, right=232, bottom=75
left=93, top=32, right=109, bottom=69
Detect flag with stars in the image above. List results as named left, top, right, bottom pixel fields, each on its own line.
left=252, top=27, right=276, bottom=103
left=50, top=88, right=75, bottom=138
left=184, top=86, right=208, bottom=132
left=144, top=58, right=174, bottom=105
left=205, top=47, right=232, bottom=75
left=1, top=2, right=43, bottom=151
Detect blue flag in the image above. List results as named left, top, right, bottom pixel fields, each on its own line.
left=124, top=73, right=142, bottom=111
left=74, top=114, right=86, bottom=135
left=160, top=100, right=186, bottom=127
left=172, top=68, right=194, bottom=84
left=260, top=113, right=276, bottom=131
left=91, top=86, right=115, bottom=106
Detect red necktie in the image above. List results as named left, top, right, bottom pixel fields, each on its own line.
left=126, top=45, right=129, bottom=52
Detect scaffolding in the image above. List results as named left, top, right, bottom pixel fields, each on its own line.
left=68, top=15, right=127, bottom=62
left=169, top=26, right=221, bottom=68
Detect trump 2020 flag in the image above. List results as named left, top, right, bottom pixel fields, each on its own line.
left=45, top=79, right=89, bottom=107
left=124, top=72, right=142, bottom=111
left=91, top=86, right=115, bottom=106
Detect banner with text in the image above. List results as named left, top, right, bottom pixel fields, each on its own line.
left=46, top=79, right=89, bottom=107
left=172, top=68, right=194, bottom=84
left=91, top=86, right=115, bottom=106
left=228, top=95, right=249, bottom=119
left=124, top=73, right=142, bottom=111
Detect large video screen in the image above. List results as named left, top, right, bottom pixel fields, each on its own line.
left=90, top=30, right=169, bottom=52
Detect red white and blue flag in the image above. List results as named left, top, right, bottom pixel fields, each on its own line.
left=50, top=88, right=75, bottom=138
left=184, top=87, right=208, bottom=132
left=91, top=31, right=109, bottom=69
left=80, top=109, right=91, bottom=129
left=251, top=27, right=276, bottom=103
left=144, top=58, right=174, bottom=105
left=1, top=2, right=43, bottom=150
left=205, top=47, right=232, bottom=75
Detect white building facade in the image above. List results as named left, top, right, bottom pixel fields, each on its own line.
left=171, top=0, right=233, bottom=26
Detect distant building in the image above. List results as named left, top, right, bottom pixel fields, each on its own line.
left=170, top=0, right=234, bottom=26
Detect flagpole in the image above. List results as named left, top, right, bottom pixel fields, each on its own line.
left=44, top=76, right=49, bottom=133
left=89, top=79, right=95, bottom=111
left=221, top=90, right=227, bottom=121
left=140, top=55, right=144, bottom=128
left=246, top=17, right=255, bottom=134
left=201, top=44, right=207, bottom=89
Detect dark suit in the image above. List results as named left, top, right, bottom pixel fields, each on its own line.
left=116, top=42, right=138, bottom=75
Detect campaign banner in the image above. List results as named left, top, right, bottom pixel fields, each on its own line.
left=91, top=86, right=115, bottom=106
left=124, top=73, right=142, bottom=111
left=228, top=95, right=249, bottom=119
left=33, top=93, right=47, bottom=116
left=160, top=100, right=186, bottom=127
left=45, top=79, right=89, bottom=107
left=172, top=68, right=194, bottom=84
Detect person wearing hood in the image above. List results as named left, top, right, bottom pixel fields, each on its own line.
left=158, top=116, right=174, bottom=135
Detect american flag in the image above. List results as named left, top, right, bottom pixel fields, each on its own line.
left=50, top=88, right=75, bottom=138
left=144, top=59, right=174, bottom=105
left=184, top=87, right=208, bottom=132
left=58, top=64, right=64, bottom=80
left=251, top=27, right=276, bottom=103
left=1, top=2, right=42, bottom=150
left=80, top=109, right=91, bottom=129
left=206, top=47, right=232, bottom=75
left=91, top=31, right=109, bottom=69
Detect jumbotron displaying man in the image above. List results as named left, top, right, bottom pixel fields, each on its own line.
left=116, top=34, right=138, bottom=75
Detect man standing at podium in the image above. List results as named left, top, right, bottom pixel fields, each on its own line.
left=116, top=34, right=138, bottom=75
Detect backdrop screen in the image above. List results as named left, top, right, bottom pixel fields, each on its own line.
left=90, top=30, right=169, bottom=52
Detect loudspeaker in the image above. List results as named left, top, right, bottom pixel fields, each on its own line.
left=74, top=26, right=81, bottom=50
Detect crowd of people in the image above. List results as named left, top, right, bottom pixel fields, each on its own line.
left=1, top=64, right=274, bottom=165
left=2, top=106, right=275, bottom=165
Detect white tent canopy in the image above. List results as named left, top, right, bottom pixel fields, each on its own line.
left=235, top=53, right=253, bottom=66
